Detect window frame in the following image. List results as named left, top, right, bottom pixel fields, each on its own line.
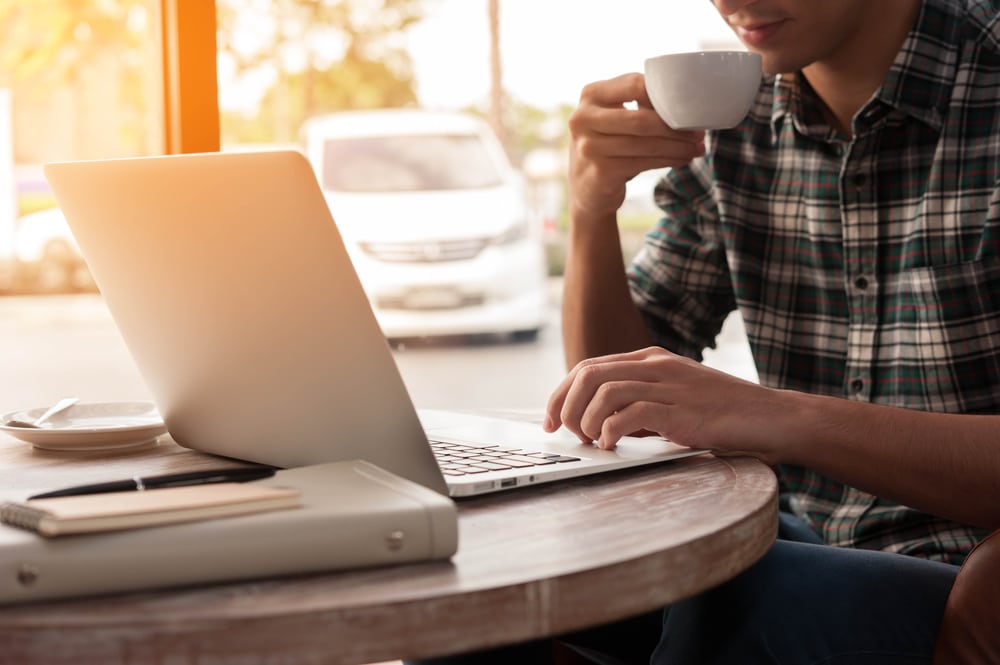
left=161, top=0, right=220, bottom=154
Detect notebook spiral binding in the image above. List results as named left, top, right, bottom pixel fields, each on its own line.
left=0, top=503, right=47, bottom=534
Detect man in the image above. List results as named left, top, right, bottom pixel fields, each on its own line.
left=414, top=0, right=1000, bottom=662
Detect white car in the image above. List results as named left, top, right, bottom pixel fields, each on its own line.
left=13, top=207, right=94, bottom=293
left=302, top=109, right=549, bottom=340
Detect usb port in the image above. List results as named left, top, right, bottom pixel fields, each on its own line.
left=500, top=478, right=517, bottom=488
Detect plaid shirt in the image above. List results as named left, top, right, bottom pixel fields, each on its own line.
left=628, top=0, right=999, bottom=564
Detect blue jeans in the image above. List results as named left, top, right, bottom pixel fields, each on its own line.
left=406, top=513, right=959, bottom=665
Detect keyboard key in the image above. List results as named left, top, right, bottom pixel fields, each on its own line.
left=507, top=454, right=555, bottom=465
left=447, top=465, right=490, bottom=474
left=469, top=461, right=513, bottom=471
left=430, top=440, right=582, bottom=475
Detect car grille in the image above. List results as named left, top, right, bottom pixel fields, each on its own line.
left=359, top=239, right=488, bottom=263
left=375, top=290, right=485, bottom=311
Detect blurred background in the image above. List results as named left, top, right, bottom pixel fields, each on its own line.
left=0, top=0, right=754, bottom=413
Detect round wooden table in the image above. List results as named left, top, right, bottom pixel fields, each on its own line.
left=0, top=439, right=778, bottom=665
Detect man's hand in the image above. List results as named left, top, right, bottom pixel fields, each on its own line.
left=543, top=347, right=783, bottom=463
left=568, top=73, right=705, bottom=226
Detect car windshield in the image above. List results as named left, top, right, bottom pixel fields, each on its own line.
left=321, top=134, right=503, bottom=192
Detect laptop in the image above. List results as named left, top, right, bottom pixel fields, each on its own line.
left=43, top=150, right=704, bottom=498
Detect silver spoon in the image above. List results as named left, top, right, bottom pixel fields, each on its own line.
left=4, top=397, right=80, bottom=429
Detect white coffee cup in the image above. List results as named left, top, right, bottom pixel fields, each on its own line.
left=643, top=51, right=763, bottom=130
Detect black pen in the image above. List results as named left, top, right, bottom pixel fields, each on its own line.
left=28, top=466, right=280, bottom=499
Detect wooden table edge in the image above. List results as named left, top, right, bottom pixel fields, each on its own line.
left=0, top=457, right=779, bottom=665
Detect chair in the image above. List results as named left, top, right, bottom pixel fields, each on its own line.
left=933, top=529, right=1000, bottom=664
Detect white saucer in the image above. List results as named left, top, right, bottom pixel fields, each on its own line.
left=0, top=401, right=168, bottom=451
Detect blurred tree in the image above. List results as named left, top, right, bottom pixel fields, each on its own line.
left=0, top=1, right=144, bottom=86
left=217, top=0, right=424, bottom=144
left=462, top=98, right=572, bottom=169
left=0, top=0, right=153, bottom=159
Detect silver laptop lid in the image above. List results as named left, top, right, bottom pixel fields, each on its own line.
left=44, top=150, right=448, bottom=496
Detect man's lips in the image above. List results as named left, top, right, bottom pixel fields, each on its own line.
left=733, top=19, right=787, bottom=47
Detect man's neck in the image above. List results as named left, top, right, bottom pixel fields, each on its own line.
left=802, top=0, right=922, bottom=137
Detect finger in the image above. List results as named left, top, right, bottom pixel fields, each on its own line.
left=580, top=378, right=678, bottom=447
left=631, top=84, right=708, bottom=138
left=633, top=80, right=655, bottom=109
left=548, top=348, right=669, bottom=436
left=597, top=401, right=674, bottom=450
left=562, top=356, right=670, bottom=442
left=583, top=106, right=706, bottom=144
left=545, top=355, right=619, bottom=438
left=545, top=350, right=643, bottom=433
left=580, top=74, right=705, bottom=147
left=544, top=365, right=582, bottom=433
left=559, top=362, right=605, bottom=443
left=577, top=134, right=706, bottom=165
left=610, top=149, right=705, bottom=172
left=579, top=73, right=649, bottom=108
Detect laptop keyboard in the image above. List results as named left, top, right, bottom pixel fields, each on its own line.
left=429, top=440, right=581, bottom=476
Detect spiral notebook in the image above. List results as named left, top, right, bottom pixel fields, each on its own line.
left=0, top=483, right=302, bottom=537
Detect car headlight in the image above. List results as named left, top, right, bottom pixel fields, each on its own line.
left=492, top=219, right=529, bottom=246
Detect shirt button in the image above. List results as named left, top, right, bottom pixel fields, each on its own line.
left=854, top=173, right=867, bottom=188
left=854, top=276, right=869, bottom=290
left=850, top=379, right=864, bottom=394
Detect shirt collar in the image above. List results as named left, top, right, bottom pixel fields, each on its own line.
left=769, top=72, right=840, bottom=142
left=876, top=0, right=965, bottom=130
left=769, top=0, right=966, bottom=138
